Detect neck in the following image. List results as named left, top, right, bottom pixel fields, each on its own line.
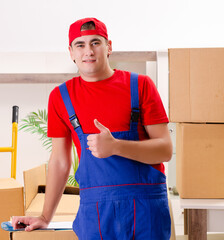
left=80, top=67, right=114, bottom=82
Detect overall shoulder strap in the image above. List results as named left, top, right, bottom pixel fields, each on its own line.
left=58, top=82, right=83, bottom=136
left=130, top=72, right=140, bottom=131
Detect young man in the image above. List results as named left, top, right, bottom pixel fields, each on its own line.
left=12, top=18, right=172, bottom=239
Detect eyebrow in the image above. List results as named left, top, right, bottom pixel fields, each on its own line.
left=73, top=38, right=102, bottom=46
left=74, top=41, right=85, bottom=46
left=90, top=38, right=102, bottom=43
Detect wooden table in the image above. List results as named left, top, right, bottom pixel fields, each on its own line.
left=180, top=199, right=224, bottom=240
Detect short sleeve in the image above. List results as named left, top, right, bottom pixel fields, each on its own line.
left=139, top=75, right=169, bottom=125
left=47, top=87, right=71, bottom=137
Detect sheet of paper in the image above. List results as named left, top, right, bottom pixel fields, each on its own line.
left=47, top=221, right=73, bottom=229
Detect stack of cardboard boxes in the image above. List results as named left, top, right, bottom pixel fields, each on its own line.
left=0, top=178, right=24, bottom=240
left=1, top=164, right=79, bottom=240
left=169, top=48, right=224, bottom=198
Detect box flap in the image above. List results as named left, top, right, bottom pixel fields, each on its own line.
left=26, top=193, right=80, bottom=216
left=169, top=48, right=191, bottom=122
left=23, top=164, right=47, bottom=210
left=190, top=48, right=224, bottom=122
left=0, top=178, right=23, bottom=189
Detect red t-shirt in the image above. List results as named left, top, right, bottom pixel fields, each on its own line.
left=47, top=69, right=169, bottom=173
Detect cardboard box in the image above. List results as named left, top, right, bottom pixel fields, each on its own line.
left=169, top=48, right=224, bottom=123
left=24, top=164, right=80, bottom=220
left=10, top=230, right=78, bottom=240
left=176, top=123, right=224, bottom=198
left=0, top=178, right=24, bottom=240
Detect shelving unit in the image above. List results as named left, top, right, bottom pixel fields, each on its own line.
left=0, top=51, right=157, bottom=83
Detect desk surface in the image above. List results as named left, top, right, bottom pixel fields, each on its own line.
left=180, top=198, right=224, bottom=209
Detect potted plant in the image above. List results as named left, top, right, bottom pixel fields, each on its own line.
left=19, top=109, right=79, bottom=187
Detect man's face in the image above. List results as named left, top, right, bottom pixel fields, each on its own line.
left=69, top=35, right=112, bottom=80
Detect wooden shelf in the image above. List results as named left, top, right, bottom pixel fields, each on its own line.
left=110, top=51, right=156, bottom=62
left=0, top=73, right=79, bottom=83
left=0, top=51, right=156, bottom=83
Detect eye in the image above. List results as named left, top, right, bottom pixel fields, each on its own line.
left=92, top=41, right=100, bottom=46
left=76, top=44, right=84, bottom=48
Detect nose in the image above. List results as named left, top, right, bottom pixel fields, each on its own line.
left=85, top=45, right=94, bottom=56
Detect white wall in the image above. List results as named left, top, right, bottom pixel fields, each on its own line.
left=0, top=0, right=224, bottom=184
left=1, top=0, right=224, bottom=52
left=0, top=84, right=56, bottom=183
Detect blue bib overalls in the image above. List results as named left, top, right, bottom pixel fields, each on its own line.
left=59, top=72, right=171, bottom=240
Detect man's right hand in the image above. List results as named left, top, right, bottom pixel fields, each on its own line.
left=11, top=215, right=49, bottom=232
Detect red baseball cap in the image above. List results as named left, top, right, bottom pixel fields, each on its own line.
left=69, top=18, right=108, bottom=45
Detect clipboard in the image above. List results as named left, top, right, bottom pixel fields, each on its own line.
left=1, top=221, right=73, bottom=232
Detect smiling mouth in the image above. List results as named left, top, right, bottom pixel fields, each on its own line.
left=83, top=59, right=96, bottom=63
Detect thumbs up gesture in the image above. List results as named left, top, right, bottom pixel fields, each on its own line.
left=87, top=119, right=117, bottom=158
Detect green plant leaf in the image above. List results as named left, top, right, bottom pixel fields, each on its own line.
left=20, top=109, right=79, bottom=187
left=19, top=110, right=52, bottom=152
left=67, top=175, right=79, bottom=187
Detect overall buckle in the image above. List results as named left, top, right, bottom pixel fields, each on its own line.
left=131, top=108, right=140, bottom=122
left=69, top=114, right=80, bottom=129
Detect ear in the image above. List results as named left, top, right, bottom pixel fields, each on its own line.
left=107, top=40, right=112, bottom=56
left=68, top=45, right=75, bottom=62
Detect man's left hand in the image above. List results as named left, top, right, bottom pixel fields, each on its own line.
left=87, top=119, right=117, bottom=158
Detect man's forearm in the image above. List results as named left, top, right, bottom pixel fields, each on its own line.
left=41, top=158, right=71, bottom=223
left=41, top=137, right=72, bottom=223
left=87, top=120, right=173, bottom=163
left=114, top=137, right=172, bottom=165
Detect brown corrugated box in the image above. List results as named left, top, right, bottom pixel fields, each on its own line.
left=169, top=48, right=224, bottom=123
left=176, top=123, right=224, bottom=198
left=10, top=229, right=78, bottom=240
left=0, top=178, right=24, bottom=240
left=10, top=164, right=80, bottom=239
left=24, top=164, right=80, bottom=220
